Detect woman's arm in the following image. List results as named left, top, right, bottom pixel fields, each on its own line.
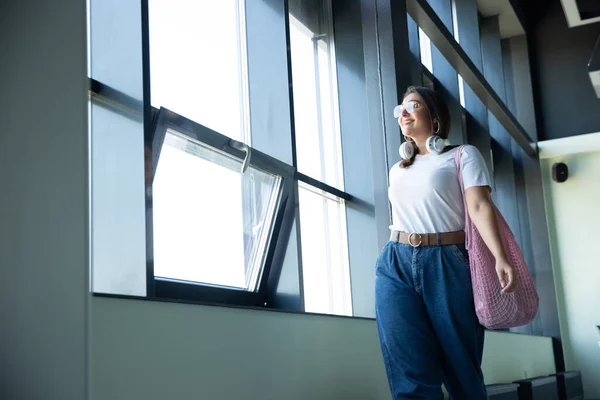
left=464, top=186, right=517, bottom=294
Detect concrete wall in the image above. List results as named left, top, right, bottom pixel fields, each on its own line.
left=90, top=297, right=389, bottom=400
left=540, top=141, right=600, bottom=398
left=90, top=297, right=556, bottom=400
left=0, top=0, right=88, bottom=399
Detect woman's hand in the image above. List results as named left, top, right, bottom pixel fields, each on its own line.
left=465, top=186, right=518, bottom=295
left=495, top=259, right=517, bottom=294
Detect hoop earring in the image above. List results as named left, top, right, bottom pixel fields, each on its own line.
left=433, top=119, right=441, bottom=134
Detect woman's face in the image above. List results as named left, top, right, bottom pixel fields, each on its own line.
left=398, top=92, right=433, bottom=140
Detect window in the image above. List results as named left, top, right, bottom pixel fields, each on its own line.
left=147, top=0, right=296, bottom=305
left=451, top=0, right=466, bottom=108
left=150, top=108, right=294, bottom=304
left=89, top=0, right=367, bottom=317
left=288, top=0, right=352, bottom=316
left=451, top=0, right=460, bottom=42
left=153, top=130, right=280, bottom=290
left=419, top=27, right=433, bottom=73
left=149, top=0, right=250, bottom=142
left=458, top=75, right=466, bottom=107
left=288, top=2, right=343, bottom=190
left=298, top=184, right=352, bottom=315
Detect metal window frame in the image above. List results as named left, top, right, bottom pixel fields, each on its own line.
left=285, top=0, right=356, bottom=316
left=138, top=0, right=356, bottom=313
left=148, top=107, right=296, bottom=308
left=89, top=0, right=380, bottom=318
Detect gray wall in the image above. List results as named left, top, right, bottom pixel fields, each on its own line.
left=0, top=0, right=88, bottom=399
left=90, top=296, right=556, bottom=399
left=532, top=2, right=600, bottom=140
left=540, top=149, right=600, bottom=397
left=90, top=297, right=389, bottom=400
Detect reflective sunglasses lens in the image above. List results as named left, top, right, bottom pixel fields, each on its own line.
left=394, top=101, right=418, bottom=118
left=393, top=105, right=402, bottom=118
left=405, top=101, right=416, bottom=113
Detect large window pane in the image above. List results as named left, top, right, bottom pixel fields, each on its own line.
left=419, top=27, right=433, bottom=73
left=153, top=129, right=282, bottom=291
left=298, top=183, right=352, bottom=316
left=451, top=0, right=460, bottom=42
left=289, top=0, right=344, bottom=190
left=451, top=0, right=465, bottom=108
left=149, top=0, right=250, bottom=141
left=458, top=74, right=466, bottom=107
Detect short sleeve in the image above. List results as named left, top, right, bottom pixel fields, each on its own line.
left=460, top=145, right=491, bottom=191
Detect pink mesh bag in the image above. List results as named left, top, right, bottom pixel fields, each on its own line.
left=455, top=145, right=538, bottom=329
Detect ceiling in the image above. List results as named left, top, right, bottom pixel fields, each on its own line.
left=477, top=0, right=525, bottom=38
left=561, top=0, right=600, bottom=27
left=513, top=0, right=600, bottom=29
left=576, top=0, right=600, bottom=20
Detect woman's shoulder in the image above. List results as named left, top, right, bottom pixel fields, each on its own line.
left=440, top=144, right=465, bottom=158
left=453, top=144, right=482, bottom=158
left=389, top=161, right=402, bottom=174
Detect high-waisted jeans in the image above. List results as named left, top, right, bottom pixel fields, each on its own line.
left=375, top=241, right=487, bottom=399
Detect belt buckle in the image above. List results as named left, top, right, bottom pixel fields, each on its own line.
left=408, top=233, right=422, bottom=248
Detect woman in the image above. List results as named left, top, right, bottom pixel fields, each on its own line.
left=375, top=86, right=517, bottom=399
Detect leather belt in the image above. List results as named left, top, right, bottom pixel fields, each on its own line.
left=389, top=230, right=465, bottom=247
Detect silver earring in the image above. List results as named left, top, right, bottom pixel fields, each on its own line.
left=433, top=120, right=440, bottom=134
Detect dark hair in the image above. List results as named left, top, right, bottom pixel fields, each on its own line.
left=399, top=86, right=452, bottom=168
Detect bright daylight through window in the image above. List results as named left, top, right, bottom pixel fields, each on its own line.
left=153, top=129, right=281, bottom=291
left=419, top=27, right=433, bottom=73
left=451, top=0, right=466, bottom=107
left=149, top=0, right=250, bottom=142
left=149, top=0, right=265, bottom=291
left=289, top=0, right=352, bottom=316
left=147, top=0, right=352, bottom=315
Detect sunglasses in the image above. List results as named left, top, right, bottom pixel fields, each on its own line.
left=393, top=100, right=422, bottom=118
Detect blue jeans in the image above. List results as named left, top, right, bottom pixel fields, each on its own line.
left=375, top=241, right=487, bottom=399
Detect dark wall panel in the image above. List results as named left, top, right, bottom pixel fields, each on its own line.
left=333, top=0, right=381, bottom=318
left=480, top=17, right=522, bottom=241
left=532, top=2, right=600, bottom=140
left=427, top=0, right=465, bottom=144
left=454, top=0, right=493, bottom=173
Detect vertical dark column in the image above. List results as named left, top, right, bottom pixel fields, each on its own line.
left=426, top=0, right=464, bottom=144
left=360, top=0, right=414, bottom=251
left=453, top=0, right=492, bottom=173
left=502, top=35, right=563, bottom=367
left=480, top=16, right=521, bottom=242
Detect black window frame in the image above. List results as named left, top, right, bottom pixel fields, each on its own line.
left=141, top=0, right=356, bottom=311
left=147, top=107, right=296, bottom=308
left=88, top=0, right=361, bottom=316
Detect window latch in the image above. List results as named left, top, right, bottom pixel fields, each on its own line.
left=229, top=139, right=251, bottom=174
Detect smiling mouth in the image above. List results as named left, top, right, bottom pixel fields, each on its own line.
left=402, top=120, right=414, bottom=125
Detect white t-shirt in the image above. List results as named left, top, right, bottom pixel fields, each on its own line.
left=388, top=145, right=491, bottom=234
